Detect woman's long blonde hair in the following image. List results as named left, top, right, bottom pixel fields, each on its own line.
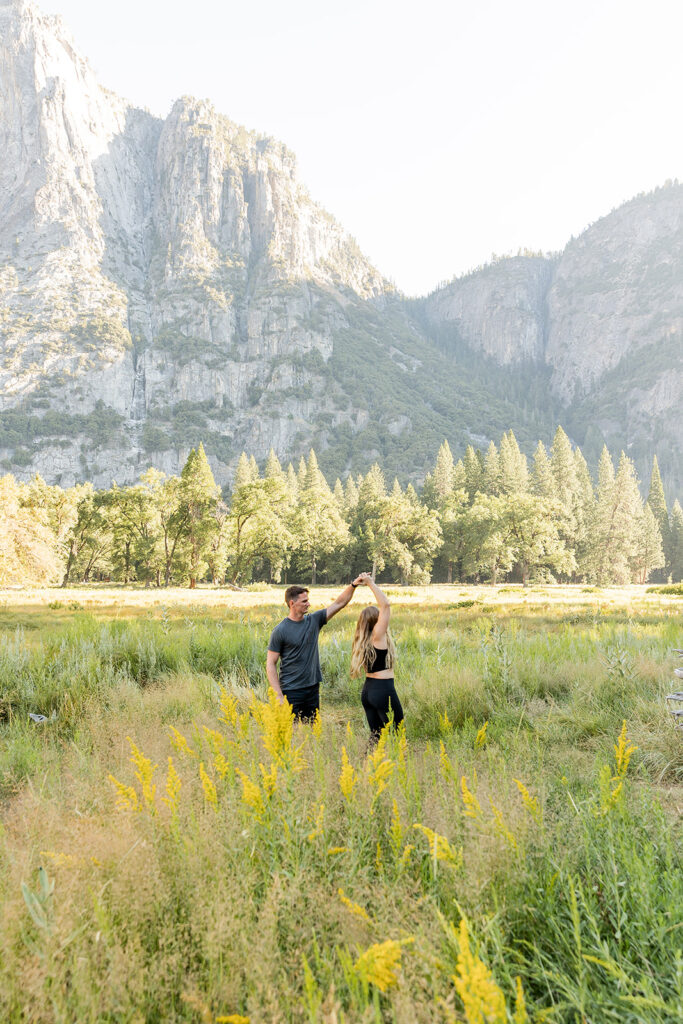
left=350, top=605, right=395, bottom=678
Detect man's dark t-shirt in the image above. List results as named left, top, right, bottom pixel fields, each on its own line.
left=268, top=609, right=327, bottom=696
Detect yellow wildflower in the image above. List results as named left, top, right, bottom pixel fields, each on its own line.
left=375, top=841, right=383, bottom=873
left=216, top=1016, right=250, bottom=1024
left=168, top=725, right=197, bottom=759
left=413, top=823, right=463, bottom=867
left=513, top=976, right=530, bottom=1023
left=213, top=753, right=231, bottom=778
left=108, top=774, right=139, bottom=812
left=339, top=746, right=358, bottom=801
left=128, top=738, right=157, bottom=810
left=461, top=776, right=483, bottom=820
left=474, top=721, right=488, bottom=749
left=311, top=710, right=322, bottom=740
left=439, top=709, right=452, bottom=734
left=40, top=850, right=78, bottom=867
left=326, top=846, right=349, bottom=856
left=453, top=917, right=507, bottom=1024
left=513, top=778, right=542, bottom=824
left=338, top=888, right=372, bottom=922
left=236, top=770, right=264, bottom=818
left=399, top=844, right=414, bottom=870
left=614, top=721, right=637, bottom=779
left=345, top=721, right=354, bottom=742
left=439, top=740, right=453, bottom=779
left=367, top=733, right=394, bottom=804
left=489, top=802, right=517, bottom=850
left=307, top=802, right=325, bottom=842
left=218, top=688, right=239, bottom=727
left=161, top=757, right=181, bottom=817
left=199, top=762, right=218, bottom=810
left=259, top=762, right=278, bottom=797
left=202, top=726, right=227, bottom=755
left=353, top=939, right=405, bottom=993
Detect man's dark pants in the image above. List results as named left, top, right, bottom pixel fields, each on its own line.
left=284, top=685, right=320, bottom=722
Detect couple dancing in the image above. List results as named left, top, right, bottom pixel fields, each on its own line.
left=266, top=574, right=404, bottom=737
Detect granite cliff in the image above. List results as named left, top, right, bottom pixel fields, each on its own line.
left=0, top=0, right=681, bottom=494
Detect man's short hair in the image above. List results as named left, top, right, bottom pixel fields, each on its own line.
left=285, top=585, right=309, bottom=607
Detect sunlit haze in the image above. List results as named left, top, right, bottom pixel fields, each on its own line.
left=42, top=0, right=683, bottom=295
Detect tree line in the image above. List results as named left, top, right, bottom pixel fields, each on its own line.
left=1, top=427, right=681, bottom=588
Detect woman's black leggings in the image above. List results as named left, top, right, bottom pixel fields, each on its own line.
left=361, top=677, right=404, bottom=737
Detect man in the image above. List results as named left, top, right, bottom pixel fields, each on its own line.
left=266, top=579, right=363, bottom=720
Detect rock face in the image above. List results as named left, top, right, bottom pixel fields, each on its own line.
left=424, top=256, right=555, bottom=364
left=0, top=0, right=681, bottom=495
left=422, top=187, right=683, bottom=491
left=0, top=0, right=387, bottom=486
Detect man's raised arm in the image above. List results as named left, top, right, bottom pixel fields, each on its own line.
left=325, top=576, right=363, bottom=621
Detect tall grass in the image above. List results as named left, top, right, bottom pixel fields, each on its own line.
left=0, top=591, right=681, bottom=1021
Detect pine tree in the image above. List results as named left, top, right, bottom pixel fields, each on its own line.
left=630, top=504, right=665, bottom=584
left=587, top=449, right=644, bottom=584
left=646, top=455, right=671, bottom=580
left=498, top=431, right=529, bottom=495
left=177, top=444, right=220, bottom=588
left=483, top=441, right=501, bottom=495
left=463, top=445, right=484, bottom=500
left=291, top=450, right=348, bottom=583
left=234, top=452, right=255, bottom=491
left=265, top=449, right=284, bottom=481
left=669, top=501, right=683, bottom=582
left=531, top=441, right=555, bottom=498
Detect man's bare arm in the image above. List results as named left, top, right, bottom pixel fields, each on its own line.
left=266, top=650, right=284, bottom=703
left=325, top=576, right=363, bottom=622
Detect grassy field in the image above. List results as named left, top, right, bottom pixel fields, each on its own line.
left=0, top=584, right=682, bottom=1023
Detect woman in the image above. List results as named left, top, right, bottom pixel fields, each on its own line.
left=350, top=572, right=404, bottom=738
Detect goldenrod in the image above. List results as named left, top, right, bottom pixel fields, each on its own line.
left=474, top=721, right=488, bottom=749
left=339, top=746, right=358, bottom=801
left=353, top=939, right=405, bottom=993
left=453, top=917, right=507, bottom=1024
left=108, top=774, right=139, bottom=812
left=489, top=803, right=517, bottom=851
left=461, top=776, right=483, bottom=821
left=306, top=802, right=325, bottom=842
left=161, top=757, right=181, bottom=818
left=199, top=762, right=218, bottom=810
left=213, top=753, right=231, bottom=778
left=218, top=688, right=239, bottom=728
left=338, top=888, right=372, bottom=922
left=168, top=725, right=197, bottom=759
left=513, top=778, right=542, bottom=824
left=128, top=738, right=157, bottom=811
left=236, top=770, right=264, bottom=818
left=439, top=740, right=453, bottom=779
left=614, top=720, right=637, bottom=779
left=259, top=762, right=278, bottom=797
left=413, top=823, right=463, bottom=867
left=202, top=725, right=227, bottom=754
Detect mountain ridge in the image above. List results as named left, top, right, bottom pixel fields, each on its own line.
left=0, top=0, right=681, bottom=496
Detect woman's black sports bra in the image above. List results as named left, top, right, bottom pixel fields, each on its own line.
left=367, top=646, right=389, bottom=672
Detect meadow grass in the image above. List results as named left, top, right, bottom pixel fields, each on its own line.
left=0, top=585, right=681, bottom=1022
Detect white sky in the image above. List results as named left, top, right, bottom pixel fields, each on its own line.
left=44, top=0, right=683, bottom=296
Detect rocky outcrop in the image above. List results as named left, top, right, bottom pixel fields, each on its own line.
left=423, top=256, right=554, bottom=364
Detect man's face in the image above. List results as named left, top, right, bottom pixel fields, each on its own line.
left=289, top=591, right=310, bottom=615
